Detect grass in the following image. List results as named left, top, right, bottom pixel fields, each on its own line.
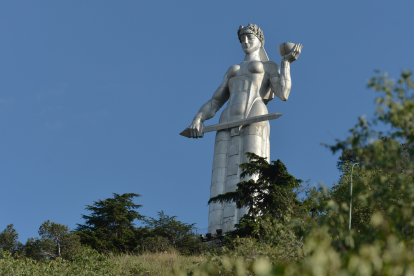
left=0, top=248, right=207, bottom=276
left=110, top=251, right=207, bottom=275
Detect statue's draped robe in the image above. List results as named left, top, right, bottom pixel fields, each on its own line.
left=208, top=96, right=271, bottom=234
left=207, top=47, right=275, bottom=234
left=208, top=117, right=270, bottom=233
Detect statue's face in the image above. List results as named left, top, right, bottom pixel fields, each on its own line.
left=240, top=34, right=261, bottom=54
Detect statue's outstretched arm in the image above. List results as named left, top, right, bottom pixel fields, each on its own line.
left=187, top=73, right=230, bottom=138
left=270, top=44, right=303, bottom=101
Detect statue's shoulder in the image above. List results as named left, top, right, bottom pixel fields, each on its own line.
left=226, top=64, right=241, bottom=79
left=227, top=64, right=241, bottom=72
left=263, top=61, right=280, bottom=74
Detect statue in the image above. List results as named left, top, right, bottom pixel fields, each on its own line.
left=181, top=23, right=303, bottom=234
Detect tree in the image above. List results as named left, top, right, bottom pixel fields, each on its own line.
left=76, top=193, right=142, bottom=253
left=140, top=211, right=202, bottom=254
left=328, top=140, right=414, bottom=235
left=208, top=153, right=307, bottom=242
left=336, top=149, right=358, bottom=171
left=25, top=220, right=81, bottom=260
left=208, top=152, right=303, bottom=218
left=335, top=138, right=412, bottom=171
left=0, top=224, right=24, bottom=257
left=327, top=70, right=414, bottom=241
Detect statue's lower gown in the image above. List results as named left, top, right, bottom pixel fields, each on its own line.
left=208, top=106, right=270, bottom=234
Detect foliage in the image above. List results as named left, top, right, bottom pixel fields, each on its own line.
left=208, top=152, right=309, bottom=247
left=112, top=250, right=206, bottom=276
left=24, top=220, right=81, bottom=261
left=336, top=148, right=359, bottom=171
left=327, top=70, right=414, bottom=240
left=209, top=153, right=303, bottom=218
left=139, top=211, right=205, bottom=255
left=0, top=246, right=206, bottom=276
left=76, top=193, right=143, bottom=254
left=138, top=235, right=172, bottom=253
left=222, top=216, right=305, bottom=263
left=0, top=224, right=24, bottom=257
left=0, top=247, right=119, bottom=275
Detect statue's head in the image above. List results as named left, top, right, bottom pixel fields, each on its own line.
left=238, top=23, right=265, bottom=47
left=238, top=23, right=269, bottom=61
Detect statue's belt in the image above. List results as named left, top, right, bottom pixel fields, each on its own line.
left=180, top=112, right=283, bottom=138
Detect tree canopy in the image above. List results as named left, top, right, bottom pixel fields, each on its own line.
left=76, top=193, right=142, bottom=253
left=25, top=220, right=81, bottom=260
left=138, top=211, right=203, bottom=254
left=0, top=224, right=24, bottom=257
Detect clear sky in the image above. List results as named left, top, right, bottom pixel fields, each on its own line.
left=1, top=1, right=413, bottom=241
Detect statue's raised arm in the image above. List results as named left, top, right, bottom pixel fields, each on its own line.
left=269, top=43, right=303, bottom=101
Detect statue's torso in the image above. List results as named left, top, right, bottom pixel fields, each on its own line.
left=225, top=61, right=273, bottom=122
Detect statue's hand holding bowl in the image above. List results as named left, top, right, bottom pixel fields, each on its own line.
left=188, top=118, right=204, bottom=139
left=279, top=42, right=303, bottom=63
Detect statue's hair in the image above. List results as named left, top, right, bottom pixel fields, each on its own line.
left=238, top=23, right=265, bottom=46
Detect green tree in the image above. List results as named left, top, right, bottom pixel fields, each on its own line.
left=328, top=140, right=414, bottom=236
left=25, top=220, right=81, bottom=260
left=327, top=70, right=414, bottom=241
left=76, top=193, right=142, bottom=254
left=140, top=211, right=202, bottom=255
left=0, top=224, right=24, bottom=257
left=208, top=153, right=303, bottom=219
left=208, top=153, right=308, bottom=243
left=336, top=148, right=358, bottom=171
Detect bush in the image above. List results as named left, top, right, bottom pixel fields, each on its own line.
left=0, top=247, right=118, bottom=275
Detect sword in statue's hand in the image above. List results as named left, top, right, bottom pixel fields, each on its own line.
left=180, top=112, right=283, bottom=138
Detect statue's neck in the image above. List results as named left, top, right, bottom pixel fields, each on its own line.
left=244, top=49, right=261, bottom=62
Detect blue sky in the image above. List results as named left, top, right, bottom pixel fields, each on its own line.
left=1, top=1, right=413, bottom=241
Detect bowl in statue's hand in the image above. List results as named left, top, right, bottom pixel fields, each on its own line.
left=278, top=42, right=296, bottom=56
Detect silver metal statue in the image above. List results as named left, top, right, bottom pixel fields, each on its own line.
left=181, top=23, right=303, bottom=234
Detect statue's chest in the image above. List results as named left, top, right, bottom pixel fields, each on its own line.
left=227, top=61, right=265, bottom=91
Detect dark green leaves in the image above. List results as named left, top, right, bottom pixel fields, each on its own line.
left=208, top=153, right=302, bottom=218
left=140, top=211, right=202, bottom=255
left=25, top=220, right=81, bottom=260
left=0, top=224, right=24, bottom=257
left=76, top=193, right=142, bottom=254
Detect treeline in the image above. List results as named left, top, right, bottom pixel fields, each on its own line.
left=0, top=193, right=205, bottom=261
